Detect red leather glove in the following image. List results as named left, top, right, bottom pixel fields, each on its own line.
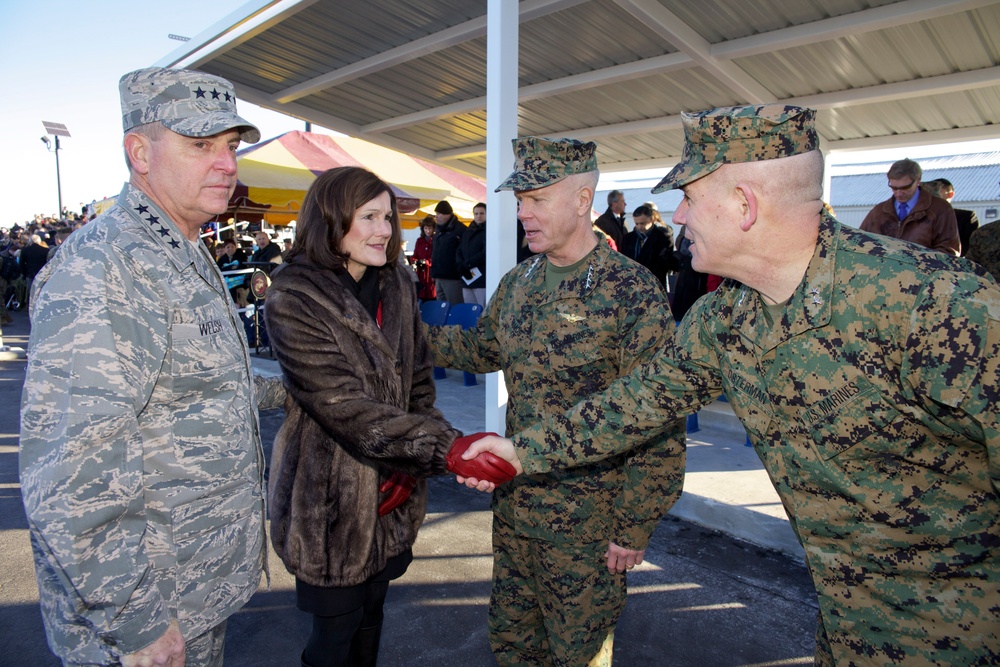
left=378, top=472, right=417, bottom=516
left=446, top=432, right=517, bottom=485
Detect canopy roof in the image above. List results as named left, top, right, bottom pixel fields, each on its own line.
left=159, top=0, right=1000, bottom=182
left=234, top=131, right=487, bottom=217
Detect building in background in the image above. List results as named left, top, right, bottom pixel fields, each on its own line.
left=598, top=151, right=1000, bottom=236
left=826, top=152, right=1000, bottom=228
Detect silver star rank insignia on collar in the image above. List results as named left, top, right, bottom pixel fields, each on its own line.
left=810, top=288, right=823, bottom=305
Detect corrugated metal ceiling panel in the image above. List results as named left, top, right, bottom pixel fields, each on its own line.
left=518, top=0, right=676, bottom=85
left=833, top=164, right=1000, bottom=207
left=163, top=0, right=1000, bottom=180
left=275, top=36, right=488, bottom=129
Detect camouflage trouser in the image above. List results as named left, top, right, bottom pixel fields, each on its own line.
left=63, top=621, right=226, bottom=667
left=489, top=516, right=624, bottom=667
left=183, top=622, right=227, bottom=667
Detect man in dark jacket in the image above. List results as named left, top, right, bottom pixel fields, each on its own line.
left=859, top=159, right=960, bottom=255
left=457, top=202, right=487, bottom=306
left=430, top=200, right=466, bottom=304
left=621, top=204, right=675, bottom=288
left=19, top=234, right=51, bottom=307
left=594, top=190, right=628, bottom=251
left=251, top=231, right=282, bottom=265
left=930, top=178, right=979, bottom=256
left=218, top=238, right=249, bottom=305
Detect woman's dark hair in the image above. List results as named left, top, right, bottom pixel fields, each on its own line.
left=287, top=166, right=401, bottom=270
left=633, top=204, right=653, bottom=218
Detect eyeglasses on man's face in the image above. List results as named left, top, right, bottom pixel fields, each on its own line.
left=888, top=180, right=916, bottom=191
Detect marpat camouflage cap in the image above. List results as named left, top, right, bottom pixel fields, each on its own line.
left=495, top=136, right=598, bottom=192
left=651, top=104, right=817, bottom=193
left=120, top=67, right=260, bottom=144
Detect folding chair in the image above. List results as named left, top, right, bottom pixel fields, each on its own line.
left=420, top=301, right=450, bottom=379
left=420, top=300, right=450, bottom=326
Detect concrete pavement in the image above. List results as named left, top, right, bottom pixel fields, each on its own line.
left=0, top=310, right=817, bottom=666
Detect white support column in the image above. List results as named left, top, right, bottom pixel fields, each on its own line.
left=822, top=147, right=834, bottom=211
left=484, top=0, right=519, bottom=435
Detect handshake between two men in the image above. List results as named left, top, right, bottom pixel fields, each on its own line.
left=378, top=432, right=521, bottom=516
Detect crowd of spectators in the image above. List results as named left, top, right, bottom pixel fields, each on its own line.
left=7, top=161, right=995, bottom=335
left=407, top=200, right=490, bottom=307
left=0, top=206, right=290, bottom=328
left=0, top=206, right=92, bottom=321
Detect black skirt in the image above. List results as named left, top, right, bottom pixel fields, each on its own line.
left=295, top=549, right=413, bottom=616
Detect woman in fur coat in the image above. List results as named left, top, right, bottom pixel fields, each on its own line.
left=264, top=167, right=461, bottom=667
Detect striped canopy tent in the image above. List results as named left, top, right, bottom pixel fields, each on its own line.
left=231, top=130, right=487, bottom=228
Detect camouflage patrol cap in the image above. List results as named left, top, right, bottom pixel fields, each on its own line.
left=495, top=136, right=598, bottom=192
left=120, top=67, right=260, bottom=144
left=652, top=104, right=817, bottom=193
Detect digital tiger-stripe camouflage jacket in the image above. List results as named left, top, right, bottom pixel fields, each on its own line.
left=20, top=183, right=277, bottom=663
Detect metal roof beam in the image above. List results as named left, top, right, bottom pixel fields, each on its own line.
left=362, top=51, right=693, bottom=133
left=157, top=0, right=318, bottom=69
left=234, top=85, right=452, bottom=164
left=435, top=113, right=685, bottom=161
left=826, top=125, right=1000, bottom=153
left=361, top=0, right=997, bottom=135
left=274, top=0, right=586, bottom=104
left=715, top=0, right=999, bottom=60
left=788, top=66, right=1000, bottom=108
left=542, top=127, right=1000, bottom=176
left=611, top=0, right=776, bottom=104
left=431, top=66, right=1000, bottom=161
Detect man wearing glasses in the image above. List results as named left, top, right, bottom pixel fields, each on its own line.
left=860, top=158, right=960, bottom=254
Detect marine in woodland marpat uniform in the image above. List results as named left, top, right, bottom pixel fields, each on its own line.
left=428, top=136, right=685, bottom=666
left=20, top=67, right=284, bottom=667
left=463, top=105, right=1000, bottom=665
left=967, top=218, right=1000, bottom=283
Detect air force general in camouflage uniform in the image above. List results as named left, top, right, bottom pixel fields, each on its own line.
left=466, top=105, right=1000, bottom=665
left=428, top=137, right=686, bottom=666
left=20, top=67, right=284, bottom=667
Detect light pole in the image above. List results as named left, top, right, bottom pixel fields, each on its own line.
left=41, top=121, right=71, bottom=217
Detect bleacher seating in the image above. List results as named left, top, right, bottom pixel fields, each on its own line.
left=419, top=300, right=450, bottom=326
left=420, top=301, right=450, bottom=379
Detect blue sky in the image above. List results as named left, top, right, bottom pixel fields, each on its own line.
left=3, top=1, right=998, bottom=226
left=0, top=0, right=308, bottom=224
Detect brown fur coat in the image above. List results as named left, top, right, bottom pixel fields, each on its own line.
left=264, top=260, right=458, bottom=587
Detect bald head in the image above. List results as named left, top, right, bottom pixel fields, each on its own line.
left=724, top=150, right=824, bottom=218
